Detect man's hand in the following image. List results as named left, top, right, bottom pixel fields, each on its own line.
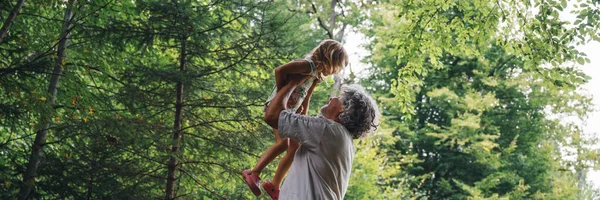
left=264, top=75, right=309, bottom=129
left=282, top=74, right=308, bottom=111
left=295, top=105, right=304, bottom=114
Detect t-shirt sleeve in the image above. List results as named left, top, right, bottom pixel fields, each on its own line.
left=278, top=110, right=327, bottom=148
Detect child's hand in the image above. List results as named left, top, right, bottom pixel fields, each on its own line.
left=295, top=105, right=304, bottom=114
left=287, top=97, right=299, bottom=108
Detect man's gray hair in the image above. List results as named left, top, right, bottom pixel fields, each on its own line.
left=338, top=84, right=380, bottom=139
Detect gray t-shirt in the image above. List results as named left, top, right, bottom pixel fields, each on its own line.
left=277, top=110, right=354, bottom=200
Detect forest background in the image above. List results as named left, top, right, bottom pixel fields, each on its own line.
left=1, top=0, right=600, bottom=199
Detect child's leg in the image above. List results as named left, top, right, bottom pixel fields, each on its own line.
left=272, top=138, right=300, bottom=189
left=251, top=129, right=287, bottom=176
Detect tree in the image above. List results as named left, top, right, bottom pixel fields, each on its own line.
left=364, top=32, right=593, bottom=198
left=2, top=0, right=598, bottom=199
left=2, top=0, right=320, bottom=198
left=365, top=0, right=599, bottom=116
left=19, top=0, right=78, bottom=198
left=345, top=133, right=405, bottom=199
left=361, top=1, right=600, bottom=198
left=364, top=41, right=598, bottom=199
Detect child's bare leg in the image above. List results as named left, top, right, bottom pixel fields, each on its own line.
left=272, top=138, right=300, bottom=189
left=251, top=129, right=287, bottom=176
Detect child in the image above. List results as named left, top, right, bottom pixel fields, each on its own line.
left=242, top=39, right=348, bottom=200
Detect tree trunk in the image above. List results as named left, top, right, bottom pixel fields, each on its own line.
left=328, top=0, right=344, bottom=98
left=330, top=75, right=343, bottom=97
left=336, top=23, right=347, bottom=42
left=0, top=0, right=26, bottom=44
left=19, top=0, right=77, bottom=199
left=165, top=35, right=187, bottom=200
left=576, top=155, right=586, bottom=197
left=328, top=0, right=337, bottom=32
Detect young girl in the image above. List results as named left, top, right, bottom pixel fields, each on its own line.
left=242, top=39, right=348, bottom=199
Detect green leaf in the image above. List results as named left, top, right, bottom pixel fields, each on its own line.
left=576, top=57, right=586, bottom=65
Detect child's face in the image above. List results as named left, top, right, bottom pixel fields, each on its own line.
left=321, top=63, right=343, bottom=77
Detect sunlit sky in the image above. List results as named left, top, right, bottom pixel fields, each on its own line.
left=342, top=7, right=600, bottom=189
left=577, top=41, right=600, bottom=189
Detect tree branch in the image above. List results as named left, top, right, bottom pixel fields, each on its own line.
left=177, top=168, right=227, bottom=199
left=308, top=0, right=334, bottom=39
left=185, top=132, right=259, bottom=157
left=0, top=0, right=26, bottom=44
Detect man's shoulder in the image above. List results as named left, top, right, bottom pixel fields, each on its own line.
left=280, top=111, right=350, bottom=134
left=281, top=110, right=328, bottom=122
left=318, top=116, right=352, bottom=137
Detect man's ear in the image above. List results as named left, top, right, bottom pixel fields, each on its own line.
left=335, top=111, right=344, bottom=122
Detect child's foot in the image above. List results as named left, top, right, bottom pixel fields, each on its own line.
left=241, top=169, right=261, bottom=196
left=262, top=181, right=280, bottom=200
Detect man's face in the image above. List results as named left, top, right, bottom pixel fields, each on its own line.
left=320, top=97, right=344, bottom=120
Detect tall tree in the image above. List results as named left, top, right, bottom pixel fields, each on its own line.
left=365, top=43, right=598, bottom=199
left=361, top=0, right=600, bottom=198
left=366, top=0, right=599, bottom=116
left=19, top=0, right=77, bottom=198
left=2, top=0, right=318, bottom=198
left=162, top=3, right=188, bottom=198
left=80, top=1, right=317, bottom=198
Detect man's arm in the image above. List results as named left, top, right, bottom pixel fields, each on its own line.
left=266, top=77, right=328, bottom=148
left=264, top=75, right=308, bottom=129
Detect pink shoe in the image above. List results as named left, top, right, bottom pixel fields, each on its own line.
left=241, top=169, right=261, bottom=196
left=262, top=181, right=280, bottom=200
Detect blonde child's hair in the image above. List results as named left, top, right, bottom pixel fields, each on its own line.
left=305, top=39, right=349, bottom=80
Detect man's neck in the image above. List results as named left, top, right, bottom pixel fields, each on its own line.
left=322, top=113, right=343, bottom=124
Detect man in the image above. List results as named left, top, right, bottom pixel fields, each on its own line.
left=263, top=75, right=380, bottom=199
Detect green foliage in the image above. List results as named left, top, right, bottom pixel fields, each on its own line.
left=346, top=133, right=403, bottom=199
left=2, top=0, right=599, bottom=199
left=1, top=0, right=319, bottom=198
left=361, top=0, right=600, bottom=198
left=366, top=0, right=599, bottom=116
left=364, top=36, right=598, bottom=200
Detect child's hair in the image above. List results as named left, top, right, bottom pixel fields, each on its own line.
left=305, top=39, right=349, bottom=80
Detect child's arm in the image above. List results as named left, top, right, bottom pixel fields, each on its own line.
left=297, top=80, right=319, bottom=115
left=275, top=61, right=313, bottom=91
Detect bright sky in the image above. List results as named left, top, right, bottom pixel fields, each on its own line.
left=577, top=41, right=600, bottom=189
left=342, top=12, right=600, bottom=190
left=549, top=3, right=600, bottom=189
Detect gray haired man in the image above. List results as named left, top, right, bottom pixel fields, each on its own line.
left=263, top=75, right=380, bottom=200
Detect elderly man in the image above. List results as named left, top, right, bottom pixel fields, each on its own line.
left=258, top=75, right=380, bottom=199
